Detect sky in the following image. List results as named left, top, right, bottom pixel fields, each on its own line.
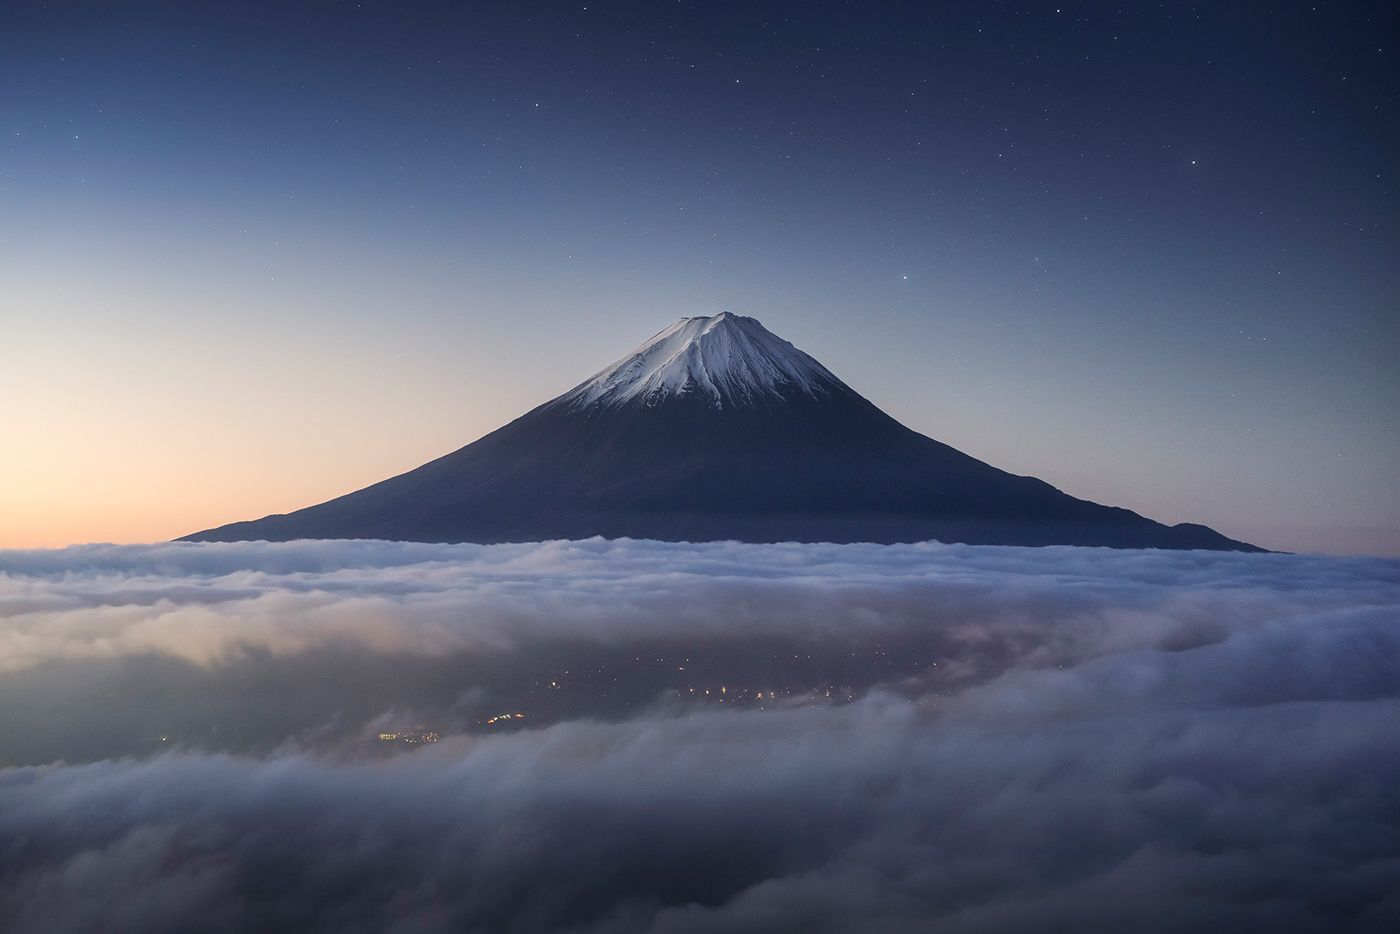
left=2, top=0, right=1396, bottom=554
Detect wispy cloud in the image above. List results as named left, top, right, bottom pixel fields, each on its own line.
left=1, top=539, right=1397, bottom=932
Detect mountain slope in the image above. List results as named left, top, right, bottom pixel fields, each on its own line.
left=184, top=313, right=1259, bottom=551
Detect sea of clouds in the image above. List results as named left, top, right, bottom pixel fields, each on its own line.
left=1, top=538, right=1398, bottom=932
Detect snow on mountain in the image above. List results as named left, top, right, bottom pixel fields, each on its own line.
left=556, top=312, right=845, bottom=410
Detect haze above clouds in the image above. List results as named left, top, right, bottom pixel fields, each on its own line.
left=1, top=539, right=1398, bottom=932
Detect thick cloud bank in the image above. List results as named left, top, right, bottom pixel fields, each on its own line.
left=1, top=539, right=1398, bottom=932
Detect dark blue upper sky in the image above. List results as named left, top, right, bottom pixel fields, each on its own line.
left=3, top=1, right=1397, bottom=552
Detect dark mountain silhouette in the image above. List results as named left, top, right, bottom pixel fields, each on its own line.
left=184, top=313, right=1259, bottom=551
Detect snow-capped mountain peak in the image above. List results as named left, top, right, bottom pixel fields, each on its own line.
left=184, top=312, right=1260, bottom=552
left=558, top=312, right=845, bottom=410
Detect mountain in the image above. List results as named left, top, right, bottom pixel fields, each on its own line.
left=183, top=313, right=1260, bottom=551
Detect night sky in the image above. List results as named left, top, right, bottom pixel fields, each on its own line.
left=4, top=1, right=1397, bottom=552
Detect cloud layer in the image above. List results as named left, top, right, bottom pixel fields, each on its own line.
left=1, top=539, right=1398, bottom=932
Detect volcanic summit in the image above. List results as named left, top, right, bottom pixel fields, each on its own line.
left=184, top=313, right=1257, bottom=551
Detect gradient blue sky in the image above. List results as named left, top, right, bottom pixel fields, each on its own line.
left=3, top=1, right=1396, bottom=552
